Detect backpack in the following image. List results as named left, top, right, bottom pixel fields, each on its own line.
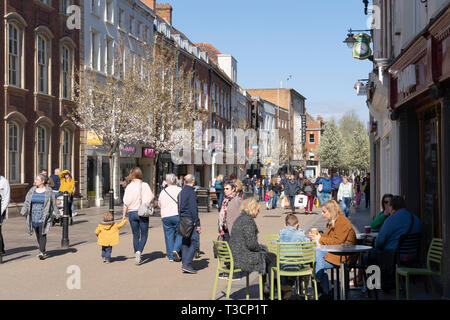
left=322, top=179, right=332, bottom=193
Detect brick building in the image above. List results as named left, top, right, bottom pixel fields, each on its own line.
left=1, top=0, right=80, bottom=213
left=304, top=114, right=326, bottom=178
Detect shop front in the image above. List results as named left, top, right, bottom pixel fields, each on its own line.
left=388, top=6, right=450, bottom=297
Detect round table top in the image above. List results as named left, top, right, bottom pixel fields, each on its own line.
left=315, top=244, right=373, bottom=253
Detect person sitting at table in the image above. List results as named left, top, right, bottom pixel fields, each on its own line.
left=308, top=200, right=356, bottom=300
left=278, top=213, right=310, bottom=299
left=230, top=197, right=277, bottom=299
left=370, top=193, right=393, bottom=232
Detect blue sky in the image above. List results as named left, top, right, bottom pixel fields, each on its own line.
left=166, top=0, right=373, bottom=122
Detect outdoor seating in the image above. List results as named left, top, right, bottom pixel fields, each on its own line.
left=396, top=238, right=443, bottom=300
left=396, top=232, right=422, bottom=267
left=270, top=241, right=318, bottom=300
left=212, top=240, right=264, bottom=300
left=265, top=234, right=279, bottom=254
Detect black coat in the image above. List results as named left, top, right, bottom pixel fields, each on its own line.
left=230, top=211, right=266, bottom=274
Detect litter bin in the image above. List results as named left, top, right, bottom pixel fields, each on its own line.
left=196, top=187, right=210, bottom=212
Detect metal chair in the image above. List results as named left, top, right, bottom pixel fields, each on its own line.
left=264, top=234, right=279, bottom=254
left=212, top=241, right=264, bottom=300
left=396, top=238, right=443, bottom=300
left=270, top=242, right=318, bottom=300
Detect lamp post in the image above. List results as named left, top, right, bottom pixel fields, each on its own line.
left=0, top=195, right=2, bottom=264
left=61, top=192, right=70, bottom=248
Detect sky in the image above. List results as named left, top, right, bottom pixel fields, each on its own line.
left=165, top=0, right=373, bottom=122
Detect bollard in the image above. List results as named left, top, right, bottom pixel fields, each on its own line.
left=61, top=191, right=70, bottom=248
left=109, top=189, right=114, bottom=220
left=0, top=195, right=2, bottom=264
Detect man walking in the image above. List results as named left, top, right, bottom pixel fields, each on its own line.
left=0, top=175, right=11, bottom=256
left=364, top=173, right=370, bottom=208
left=50, top=168, right=61, bottom=193
left=284, top=175, right=300, bottom=213
left=179, top=174, right=201, bottom=274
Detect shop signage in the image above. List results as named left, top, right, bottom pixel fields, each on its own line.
left=121, top=144, right=136, bottom=156
left=87, top=130, right=102, bottom=146
left=301, top=114, right=306, bottom=143
left=352, top=33, right=372, bottom=60
left=143, top=148, right=155, bottom=158
left=398, top=64, right=416, bottom=94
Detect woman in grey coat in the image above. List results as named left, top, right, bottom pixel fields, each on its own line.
left=230, top=197, right=277, bottom=296
left=20, top=174, right=59, bottom=260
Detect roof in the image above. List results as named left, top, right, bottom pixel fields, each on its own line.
left=194, top=43, right=221, bottom=65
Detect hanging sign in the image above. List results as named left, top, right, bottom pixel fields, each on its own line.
left=352, top=33, right=372, bottom=60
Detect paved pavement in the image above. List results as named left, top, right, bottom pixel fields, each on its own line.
left=0, top=195, right=441, bottom=300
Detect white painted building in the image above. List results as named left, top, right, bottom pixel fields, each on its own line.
left=80, top=0, right=156, bottom=207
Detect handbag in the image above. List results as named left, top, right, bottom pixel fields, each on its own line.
left=350, top=200, right=356, bottom=214
left=138, top=182, right=154, bottom=217
left=176, top=191, right=195, bottom=238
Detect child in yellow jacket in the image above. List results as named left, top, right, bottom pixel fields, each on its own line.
left=95, top=212, right=127, bottom=263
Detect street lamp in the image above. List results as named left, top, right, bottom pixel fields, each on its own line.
left=343, top=28, right=372, bottom=48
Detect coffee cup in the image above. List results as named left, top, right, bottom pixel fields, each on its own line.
left=310, top=228, right=319, bottom=235
left=364, top=226, right=371, bottom=234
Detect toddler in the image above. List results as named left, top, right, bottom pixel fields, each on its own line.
left=95, top=212, right=127, bottom=263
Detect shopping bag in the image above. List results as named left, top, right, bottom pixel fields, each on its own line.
left=350, top=201, right=356, bottom=214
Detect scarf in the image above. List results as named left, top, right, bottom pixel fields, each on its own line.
left=218, top=193, right=236, bottom=233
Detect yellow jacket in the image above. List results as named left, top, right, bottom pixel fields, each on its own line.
left=95, top=219, right=128, bottom=247
left=59, top=170, right=75, bottom=194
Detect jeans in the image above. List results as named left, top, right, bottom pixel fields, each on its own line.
left=34, top=225, right=47, bottom=254
left=365, top=192, right=370, bottom=208
left=162, top=215, right=182, bottom=260
left=0, top=224, right=4, bottom=253
left=287, top=195, right=296, bottom=212
left=319, top=192, right=330, bottom=204
left=341, top=197, right=351, bottom=217
left=181, top=229, right=200, bottom=268
left=272, top=193, right=279, bottom=209
left=216, top=191, right=224, bottom=211
left=102, top=246, right=112, bottom=261
left=315, top=250, right=337, bottom=294
left=128, top=211, right=149, bottom=253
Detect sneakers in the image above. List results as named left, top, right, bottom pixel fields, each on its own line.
left=195, top=249, right=201, bottom=259
left=168, top=258, right=174, bottom=262
left=135, top=251, right=141, bottom=265
left=182, top=265, right=197, bottom=274
left=72, top=212, right=78, bottom=217
left=172, top=251, right=181, bottom=262
left=37, top=252, right=47, bottom=260
left=102, top=257, right=106, bottom=263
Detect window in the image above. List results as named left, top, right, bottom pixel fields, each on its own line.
left=106, top=38, right=113, bottom=75
left=62, top=129, right=73, bottom=172
left=8, top=24, right=21, bottom=86
left=309, top=133, right=315, bottom=143
left=61, top=46, right=72, bottom=99
left=8, top=123, right=22, bottom=183
left=91, top=0, right=97, bottom=15
left=119, top=9, right=124, bottom=28
left=106, top=0, right=113, bottom=22
left=61, top=0, right=70, bottom=14
left=91, top=31, right=99, bottom=70
left=138, top=22, right=143, bottom=39
left=129, top=16, right=134, bottom=35
left=37, top=35, right=49, bottom=94
left=37, top=126, right=49, bottom=173
left=204, top=82, right=208, bottom=110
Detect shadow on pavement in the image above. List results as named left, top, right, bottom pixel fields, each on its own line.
left=2, top=245, right=37, bottom=256
left=262, top=215, right=281, bottom=218
left=193, top=258, right=209, bottom=271
left=47, top=248, right=77, bottom=258
left=229, top=283, right=261, bottom=300
left=70, top=241, right=88, bottom=247
left=2, top=254, right=31, bottom=264
left=110, top=255, right=128, bottom=263
left=72, top=220, right=89, bottom=225
left=140, top=251, right=165, bottom=265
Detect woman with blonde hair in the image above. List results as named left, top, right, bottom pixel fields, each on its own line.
left=229, top=197, right=277, bottom=298
left=235, top=179, right=244, bottom=199
left=308, top=200, right=356, bottom=299
left=122, top=167, right=154, bottom=265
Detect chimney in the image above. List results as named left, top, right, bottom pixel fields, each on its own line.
left=156, top=3, right=173, bottom=25
left=141, top=0, right=156, bottom=10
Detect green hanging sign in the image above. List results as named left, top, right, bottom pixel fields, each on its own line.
left=352, top=33, right=372, bottom=60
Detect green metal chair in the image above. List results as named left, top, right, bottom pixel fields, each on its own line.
left=396, top=238, right=443, bottom=300
left=212, top=241, right=264, bottom=300
left=270, top=241, right=318, bottom=300
left=265, top=234, right=279, bottom=254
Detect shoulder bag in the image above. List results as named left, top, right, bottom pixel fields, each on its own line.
left=138, top=182, right=154, bottom=217
left=177, top=191, right=195, bottom=238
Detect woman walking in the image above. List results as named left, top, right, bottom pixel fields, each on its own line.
left=122, top=167, right=154, bottom=265
left=215, top=174, right=224, bottom=211
left=302, top=179, right=316, bottom=214
left=158, top=174, right=182, bottom=262
left=337, top=176, right=354, bottom=218
left=354, top=176, right=362, bottom=208
left=20, top=174, right=59, bottom=260
left=271, top=177, right=283, bottom=209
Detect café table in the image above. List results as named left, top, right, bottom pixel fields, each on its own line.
left=315, top=244, right=372, bottom=300
left=356, top=232, right=379, bottom=240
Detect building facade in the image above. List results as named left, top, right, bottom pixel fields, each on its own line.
left=305, top=114, right=325, bottom=178
left=1, top=0, right=80, bottom=214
